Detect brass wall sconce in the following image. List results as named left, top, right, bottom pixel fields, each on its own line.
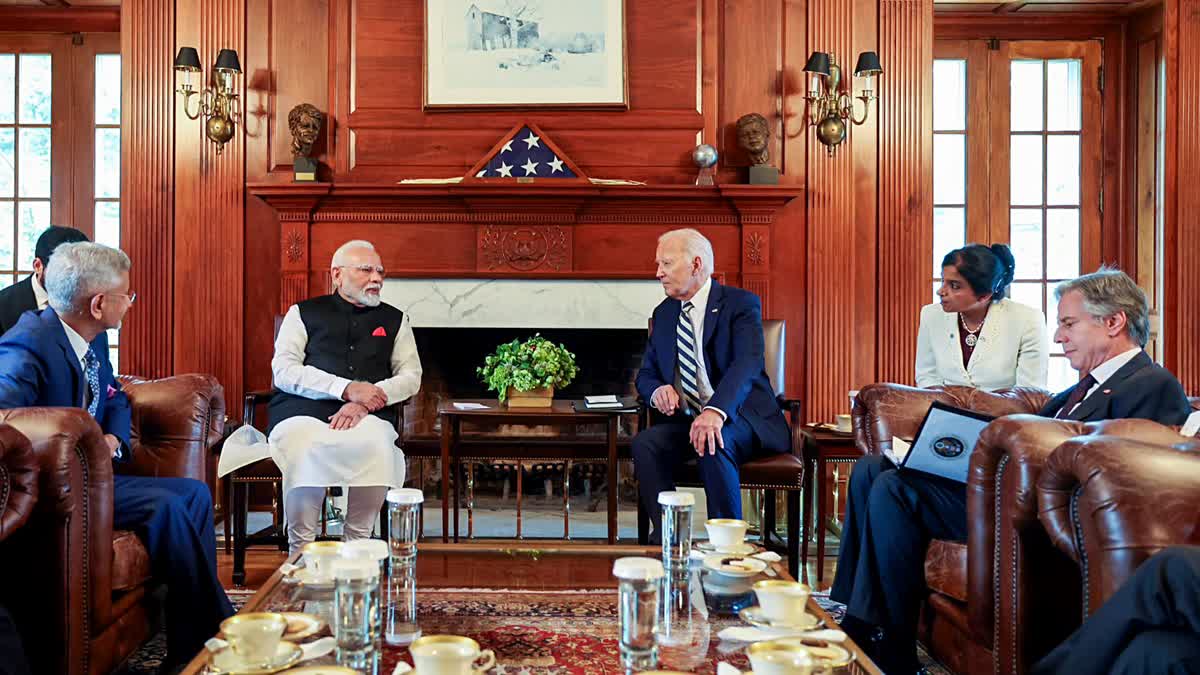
left=173, top=47, right=243, bottom=154
left=802, top=50, right=882, bottom=156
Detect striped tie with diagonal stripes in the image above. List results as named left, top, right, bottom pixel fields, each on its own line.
left=677, top=301, right=703, bottom=415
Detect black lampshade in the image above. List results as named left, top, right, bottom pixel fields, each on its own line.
left=803, top=51, right=831, bottom=77
left=854, top=51, right=882, bottom=76
left=214, top=49, right=242, bottom=74
left=173, top=47, right=201, bottom=72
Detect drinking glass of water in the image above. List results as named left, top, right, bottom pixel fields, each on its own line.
left=613, top=557, right=664, bottom=672
left=332, top=558, right=379, bottom=668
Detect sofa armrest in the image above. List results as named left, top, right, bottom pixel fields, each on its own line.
left=969, top=415, right=1190, bottom=671
left=120, top=374, right=225, bottom=483
left=0, top=407, right=114, bottom=675
left=0, top=422, right=37, bottom=542
left=1038, top=432, right=1200, bottom=614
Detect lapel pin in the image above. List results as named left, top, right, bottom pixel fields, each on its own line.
left=1103, top=389, right=1112, bottom=395
left=712, top=308, right=718, bottom=313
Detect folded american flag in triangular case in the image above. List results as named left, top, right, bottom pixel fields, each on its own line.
left=463, top=121, right=589, bottom=184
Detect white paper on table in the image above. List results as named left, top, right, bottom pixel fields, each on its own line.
left=1182, top=410, right=1200, bottom=437
left=585, top=395, right=620, bottom=404
left=452, top=402, right=490, bottom=410
left=885, top=436, right=912, bottom=465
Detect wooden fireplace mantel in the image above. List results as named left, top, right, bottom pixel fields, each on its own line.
left=247, top=181, right=803, bottom=315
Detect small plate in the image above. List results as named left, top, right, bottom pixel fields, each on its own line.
left=279, top=668, right=359, bottom=674
left=279, top=612, right=325, bottom=641
left=208, top=641, right=303, bottom=674
left=702, top=553, right=768, bottom=578
left=695, top=540, right=759, bottom=556
left=766, top=638, right=857, bottom=670
left=283, top=566, right=335, bottom=590
left=738, top=606, right=822, bottom=631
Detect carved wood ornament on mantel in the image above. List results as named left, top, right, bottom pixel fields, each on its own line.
left=249, top=182, right=801, bottom=316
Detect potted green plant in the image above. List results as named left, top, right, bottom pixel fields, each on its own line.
left=477, top=334, right=579, bottom=407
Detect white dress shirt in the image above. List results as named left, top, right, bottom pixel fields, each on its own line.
left=676, top=278, right=726, bottom=419
left=31, top=274, right=49, bottom=310
left=1065, top=347, right=1143, bottom=416
left=271, top=303, right=423, bottom=406
left=60, top=319, right=91, bottom=408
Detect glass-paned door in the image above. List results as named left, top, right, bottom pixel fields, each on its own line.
left=993, top=41, right=1102, bottom=392
left=95, top=52, right=121, bottom=369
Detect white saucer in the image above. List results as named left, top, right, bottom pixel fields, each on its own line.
left=695, top=540, right=759, bottom=556
left=279, top=611, right=325, bottom=640
left=702, top=553, right=768, bottom=578
left=738, top=606, right=822, bottom=631
left=208, top=640, right=303, bottom=674
left=283, top=566, right=335, bottom=589
left=749, top=638, right=856, bottom=670
left=281, top=667, right=359, bottom=674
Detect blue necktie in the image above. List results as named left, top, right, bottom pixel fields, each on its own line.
left=84, top=347, right=101, bottom=417
left=676, top=301, right=703, bottom=415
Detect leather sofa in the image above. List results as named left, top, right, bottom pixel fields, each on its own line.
left=1038, top=431, right=1200, bottom=619
left=0, top=422, right=37, bottom=543
left=0, top=374, right=225, bottom=675
left=852, top=383, right=1199, bottom=674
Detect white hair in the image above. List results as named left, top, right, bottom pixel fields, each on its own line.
left=331, top=239, right=377, bottom=267
left=658, top=228, right=714, bottom=276
left=45, top=242, right=131, bottom=315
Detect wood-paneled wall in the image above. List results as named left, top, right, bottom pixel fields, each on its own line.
left=118, top=0, right=936, bottom=417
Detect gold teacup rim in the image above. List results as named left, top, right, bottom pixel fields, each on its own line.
left=753, top=579, right=812, bottom=593
left=747, top=638, right=816, bottom=659
left=705, top=518, right=749, bottom=527
left=410, top=634, right=481, bottom=651
left=220, top=612, right=288, bottom=633
left=302, top=541, right=343, bottom=554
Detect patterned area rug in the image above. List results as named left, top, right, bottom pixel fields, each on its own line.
left=115, top=588, right=950, bottom=675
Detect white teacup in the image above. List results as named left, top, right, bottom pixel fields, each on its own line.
left=835, top=414, right=852, bottom=433
left=220, top=612, right=287, bottom=667
left=704, top=518, right=748, bottom=551
left=410, top=635, right=496, bottom=675
left=752, top=580, right=812, bottom=625
left=301, top=541, right=343, bottom=581
left=747, top=639, right=815, bottom=675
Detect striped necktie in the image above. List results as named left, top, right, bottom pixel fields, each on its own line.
left=84, top=347, right=101, bottom=417
left=676, top=301, right=703, bottom=415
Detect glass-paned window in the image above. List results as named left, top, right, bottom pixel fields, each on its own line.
left=1009, top=58, right=1083, bottom=393
left=932, top=59, right=968, bottom=302
left=95, top=53, right=121, bottom=369
left=0, top=53, right=51, bottom=290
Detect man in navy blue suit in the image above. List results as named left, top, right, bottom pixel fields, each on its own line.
left=633, top=228, right=790, bottom=542
left=831, top=267, right=1192, bottom=675
left=0, top=242, right=232, bottom=670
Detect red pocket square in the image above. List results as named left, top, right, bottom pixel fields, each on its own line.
left=106, top=384, right=118, bottom=399
left=372, top=326, right=387, bottom=337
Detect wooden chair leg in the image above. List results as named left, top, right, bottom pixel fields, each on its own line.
left=233, top=480, right=248, bottom=587
left=275, top=480, right=287, bottom=552
left=636, top=497, right=650, bottom=545
left=222, top=474, right=232, bottom=555
left=787, top=490, right=801, bottom=582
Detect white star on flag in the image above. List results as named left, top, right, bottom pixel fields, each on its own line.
left=523, top=133, right=541, bottom=149
left=501, top=140, right=513, bottom=153
left=548, top=157, right=564, bottom=173
left=497, top=162, right=513, bottom=177
left=521, top=159, right=539, bottom=176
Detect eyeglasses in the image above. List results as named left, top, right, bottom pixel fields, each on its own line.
left=104, top=292, right=137, bottom=305
left=338, top=264, right=386, bottom=276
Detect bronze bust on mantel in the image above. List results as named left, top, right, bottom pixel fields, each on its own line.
left=736, top=112, right=780, bottom=185
left=288, top=102, right=322, bottom=182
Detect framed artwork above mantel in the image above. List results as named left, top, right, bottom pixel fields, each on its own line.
left=424, top=0, right=629, bottom=109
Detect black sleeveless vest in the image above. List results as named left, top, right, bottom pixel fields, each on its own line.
left=268, top=294, right=405, bottom=433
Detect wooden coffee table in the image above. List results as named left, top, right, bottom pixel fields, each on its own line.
left=181, top=543, right=881, bottom=674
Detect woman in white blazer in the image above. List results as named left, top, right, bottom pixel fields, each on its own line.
left=916, top=243, right=1048, bottom=391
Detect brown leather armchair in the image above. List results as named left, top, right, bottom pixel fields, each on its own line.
left=853, top=384, right=1196, bottom=675
left=1038, top=432, right=1200, bottom=620
left=0, top=374, right=225, bottom=675
left=0, top=422, right=37, bottom=542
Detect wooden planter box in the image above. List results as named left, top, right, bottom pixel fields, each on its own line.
left=505, top=386, right=555, bottom=408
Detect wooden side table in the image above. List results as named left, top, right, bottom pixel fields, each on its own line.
left=437, top=399, right=628, bottom=544
left=801, top=426, right=862, bottom=585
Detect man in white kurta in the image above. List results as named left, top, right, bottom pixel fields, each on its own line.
left=269, top=239, right=422, bottom=552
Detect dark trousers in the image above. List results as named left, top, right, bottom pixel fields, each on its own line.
left=113, top=475, right=234, bottom=665
left=632, top=413, right=768, bottom=542
left=1033, top=546, right=1200, bottom=675
left=0, top=605, right=29, bottom=675
left=829, top=454, right=968, bottom=674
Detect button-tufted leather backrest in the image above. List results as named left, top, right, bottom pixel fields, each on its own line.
left=0, top=423, right=37, bottom=542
